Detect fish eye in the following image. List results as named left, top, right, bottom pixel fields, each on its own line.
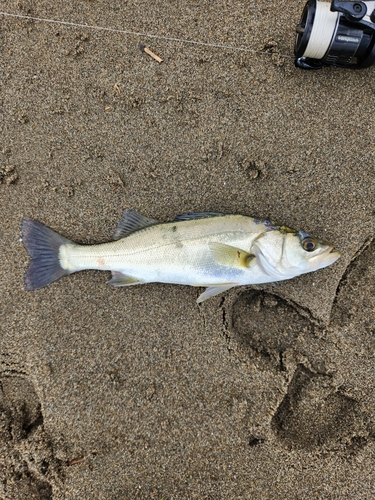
left=302, top=237, right=316, bottom=252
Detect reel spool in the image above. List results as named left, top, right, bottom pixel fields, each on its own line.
left=295, top=0, right=375, bottom=68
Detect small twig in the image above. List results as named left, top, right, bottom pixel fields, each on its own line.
left=139, top=44, right=163, bottom=63
left=67, top=456, right=85, bottom=466
left=113, top=82, right=121, bottom=95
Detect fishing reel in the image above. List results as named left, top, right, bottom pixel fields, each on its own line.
left=295, top=0, right=375, bottom=68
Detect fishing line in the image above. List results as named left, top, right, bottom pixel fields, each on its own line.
left=0, top=10, right=294, bottom=60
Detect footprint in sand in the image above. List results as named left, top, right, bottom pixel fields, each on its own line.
left=230, top=238, right=375, bottom=452
left=0, top=373, right=64, bottom=499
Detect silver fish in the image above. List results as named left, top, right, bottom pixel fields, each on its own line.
left=22, top=210, right=341, bottom=302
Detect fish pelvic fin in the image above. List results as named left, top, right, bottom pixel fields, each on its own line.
left=22, top=218, right=73, bottom=291
left=113, top=209, right=159, bottom=240
left=209, top=242, right=255, bottom=269
left=197, top=284, right=237, bottom=303
left=107, top=271, right=144, bottom=287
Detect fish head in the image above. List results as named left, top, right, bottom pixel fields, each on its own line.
left=252, top=227, right=341, bottom=280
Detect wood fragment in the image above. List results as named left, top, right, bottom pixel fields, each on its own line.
left=113, top=82, right=121, bottom=95
left=67, top=456, right=85, bottom=466
left=139, top=44, right=163, bottom=63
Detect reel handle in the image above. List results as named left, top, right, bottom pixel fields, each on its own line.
left=331, top=0, right=367, bottom=20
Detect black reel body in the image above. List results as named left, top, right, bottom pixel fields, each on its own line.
left=295, top=0, right=375, bottom=68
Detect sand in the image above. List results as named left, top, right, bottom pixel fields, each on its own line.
left=1, top=0, right=375, bottom=498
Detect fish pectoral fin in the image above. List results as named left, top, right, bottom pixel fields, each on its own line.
left=113, top=209, right=159, bottom=240
left=107, top=271, right=143, bottom=287
left=197, top=284, right=237, bottom=303
left=209, top=242, right=255, bottom=269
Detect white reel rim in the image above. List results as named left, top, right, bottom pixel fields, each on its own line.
left=303, top=1, right=339, bottom=59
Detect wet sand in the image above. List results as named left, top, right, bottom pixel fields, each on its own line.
left=1, top=0, right=375, bottom=498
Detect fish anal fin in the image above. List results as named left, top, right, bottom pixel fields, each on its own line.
left=113, top=209, right=159, bottom=240
left=209, top=242, right=255, bottom=269
left=107, top=271, right=143, bottom=287
left=197, top=284, right=236, bottom=303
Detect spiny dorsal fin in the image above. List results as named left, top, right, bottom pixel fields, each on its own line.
left=209, top=242, right=255, bottom=269
left=174, top=212, right=225, bottom=221
left=113, top=209, right=159, bottom=240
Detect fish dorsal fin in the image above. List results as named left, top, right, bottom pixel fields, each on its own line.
left=209, top=242, right=256, bottom=269
left=174, top=212, right=225, bottom=221
left=197, top=284, right=236, bottom=303
left=113, top=209, right=159, bottom=240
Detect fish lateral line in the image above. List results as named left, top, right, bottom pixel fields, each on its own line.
left=21, top=211, right=341, bottom=301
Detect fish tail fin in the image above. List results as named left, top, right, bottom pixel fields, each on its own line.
left=22, top=217, right=73, bottom=291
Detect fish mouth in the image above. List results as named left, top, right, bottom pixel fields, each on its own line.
left=312, top=246, right=341, bottom=269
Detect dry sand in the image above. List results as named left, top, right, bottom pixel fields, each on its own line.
left=1, top=0, right=375, bottom=498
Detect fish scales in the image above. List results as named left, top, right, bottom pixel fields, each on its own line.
left=62, top=215, right=263, bottom=285
left=21, top=210, right=341, bottom=302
